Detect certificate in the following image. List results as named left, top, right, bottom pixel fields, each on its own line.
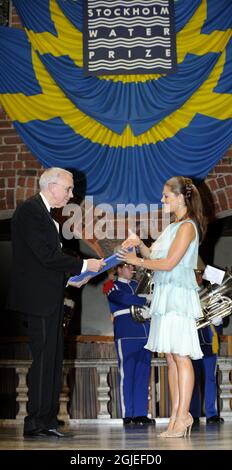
left=67, top=252, right=122, bottom=286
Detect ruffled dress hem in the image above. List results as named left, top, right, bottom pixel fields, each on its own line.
left=145, top=313, right=203, bottom=360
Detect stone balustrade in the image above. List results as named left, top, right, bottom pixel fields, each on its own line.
left=218, top=357, right=232, bottom=420
left=0, top=357, right=231, bottom=422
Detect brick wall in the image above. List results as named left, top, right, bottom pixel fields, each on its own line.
left=207, top=150, right=232, bottom=216
left=0, top=5, right=232, bottom=218
left=10, top=3, right=22, bottom=28
left=0, top=107, right=43, bottom=212
left=0, top=5, right=43, bottom=213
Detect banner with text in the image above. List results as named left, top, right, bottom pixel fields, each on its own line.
left=84, top=0, right=177, bottom=76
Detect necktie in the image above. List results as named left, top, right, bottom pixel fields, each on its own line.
left=49, top=208, right=59, bottom=233
left=50, top=208, right=55, bottom=218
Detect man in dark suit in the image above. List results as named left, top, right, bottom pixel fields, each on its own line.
left=8, top=167, right=104, bottom=438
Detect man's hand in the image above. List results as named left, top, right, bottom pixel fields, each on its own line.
left=87, top=258, right=106, bottom=272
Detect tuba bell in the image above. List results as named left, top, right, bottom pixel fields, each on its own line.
left=130, top=267, right=153, bottom=322
left=196, top=269, right=232, bottom=329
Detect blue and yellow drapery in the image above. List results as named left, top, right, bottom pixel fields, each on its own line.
left=0, top=0, right=231, bottom=207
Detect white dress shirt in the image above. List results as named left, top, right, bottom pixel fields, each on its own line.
left=40, top=192, right=87, bottom=273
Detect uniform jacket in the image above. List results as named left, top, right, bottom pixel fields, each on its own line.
left=107, top=278, right=150, bottom=340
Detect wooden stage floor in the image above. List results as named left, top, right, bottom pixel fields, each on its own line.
left=0, top=419, right=231, bottom=451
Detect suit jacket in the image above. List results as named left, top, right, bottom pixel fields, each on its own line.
left=8, top=194, right=83, bottom=316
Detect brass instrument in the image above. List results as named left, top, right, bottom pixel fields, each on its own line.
left=131, top=266, right=232, bottom=327
left=130, top=268, right=153, bottom=322
left=196, top=269, right=232, bottom=329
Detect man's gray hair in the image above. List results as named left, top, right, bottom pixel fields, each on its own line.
left=39, top=168, right=73, bottom=190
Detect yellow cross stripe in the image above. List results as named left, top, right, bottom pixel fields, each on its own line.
left=176, top=0, right=206, bottom=62
left=177, top=0, right=231, bottom=62
left=0, top=49, right=77, bottom=121
left=25, top=0, right=83, bottom=66
left=178, top=29, right=232, bottom=61
left=0, top=45, right=231, bottom=149
left=0, top=94, right=56, bottom=121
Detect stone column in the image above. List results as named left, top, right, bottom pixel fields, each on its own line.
left=218, top=357, right=232, bottom=420
left=96, top=364, right=111, bottom=419
left=15, top=366, right=29, bottom=422
left=57, top=365, right=70, bottom=422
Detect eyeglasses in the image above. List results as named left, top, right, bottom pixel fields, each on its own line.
left=52, top=182, right=74, bottom=194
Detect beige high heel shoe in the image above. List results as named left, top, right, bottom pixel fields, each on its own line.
left=158, top=416, right=176, bottom=438
left=159, top=413, right=193, bottom=438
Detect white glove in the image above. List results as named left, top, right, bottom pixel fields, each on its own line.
left=140, top=306, right=152, bottom=320
left=138, top=293, right=153, bottom=303
left=145, top=293, right=153, bottom=303
left=211, top=317, right=223, bottom=327
left=64, top=298, right=75, bottom=308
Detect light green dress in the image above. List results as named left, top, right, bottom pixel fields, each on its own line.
left=145, top=220, right=203, bottom=359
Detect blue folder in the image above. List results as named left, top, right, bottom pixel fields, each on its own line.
left=67, top=252, right=123, bottom=285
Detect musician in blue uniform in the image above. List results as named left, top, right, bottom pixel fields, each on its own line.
left=190, top=320, right=224, bottom=424
left=104, top=263, right=154, bottom=425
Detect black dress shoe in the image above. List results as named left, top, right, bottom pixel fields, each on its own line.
left=39, top=428, right=73, bottom=438
left=192, top=417, right=200, bottom=426
left=132, top=416, right=156, bottom=425
left=206, top=415, right=224, bottom=424
left=123, top=417, right=133, bottom=425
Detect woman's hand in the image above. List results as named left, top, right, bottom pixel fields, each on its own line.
left=118, top=248, right=139, bottom=266
left=121, top=230, right=141, bottom=249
